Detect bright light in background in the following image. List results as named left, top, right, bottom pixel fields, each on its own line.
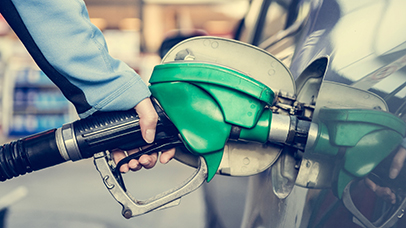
left=143, top=4, right=165, bottom=52
left=203, top=21, right=234, bottom=36
left=85, top=0, right=250, bottom=78
left=91, top=17, right=141, bottom=32
left=214, top=0, right=249, bottom=19
left=205, top=0, right=248, bottom=36
left=90, top=18, right=107, bottom=31
left=119, top=18, right=141, bottom=31
left=90, top=17, right=141, bottom=70
left=103, top=29, right=140, bottom=68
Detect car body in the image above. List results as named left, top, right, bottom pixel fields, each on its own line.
left=205, top=0, right=406, bottom=227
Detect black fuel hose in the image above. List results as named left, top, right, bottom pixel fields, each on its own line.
left=0, top=101, right=178, bottom=182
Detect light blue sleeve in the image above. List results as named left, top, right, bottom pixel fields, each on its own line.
left=11, top=0, right=151, bottom=118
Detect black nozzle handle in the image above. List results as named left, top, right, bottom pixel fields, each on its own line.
left=56, top=109, right=144, bottom=161
left=58, top=101, right=177, bottom=161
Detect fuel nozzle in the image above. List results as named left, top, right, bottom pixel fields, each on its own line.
left=236, top=110, right=313, bottom=151
left=295, top=108, right=406, bottom=197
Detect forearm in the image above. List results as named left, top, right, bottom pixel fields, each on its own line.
left=0, top=0, right=150, bottom=118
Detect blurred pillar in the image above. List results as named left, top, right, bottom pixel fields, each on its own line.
left=143, top=4, right=165, bottom=53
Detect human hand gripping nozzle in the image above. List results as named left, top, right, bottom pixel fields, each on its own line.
left=0, top=37, right=405, bottom=226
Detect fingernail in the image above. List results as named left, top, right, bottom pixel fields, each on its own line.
left=161, top=154, right=172, bottom=164
left=161, top=157, right=169, bottom=164
left=120, top=164, right=129, bottom=173
left=390, top=168, right=399, bottom=179
left=145, top=129, right=155, bottom=143
left=140, top=159, right=150, bottom=166
left=128, top=159, right=140, bottom=169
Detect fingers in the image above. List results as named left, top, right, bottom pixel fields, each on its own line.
left=138, top=153, right=158, bottom=169
left=375, top=187, right=396, bottom=204
left=112, top=98, right=175, bottom=173
left=364, top=146, right=406, bottom=204
left=112, top=148, right=175, bottom=173
left=127, top=159, right=142, bottom=172
left=365, top=178, right=396, bottom=204
left=135, top=98, right=158, bottom=144
left=111, top=150, right=138, bottom=173
left=390, top=147, right=406, bottom=179
left=160, top=148, right=176, bottom=164
left=364, top=178, right=377, bottom=191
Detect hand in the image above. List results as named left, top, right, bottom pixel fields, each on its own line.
left=365, top=146, right=406, bottom=204
left=111, top=98, right=176, bottom=173
left=365, top=178, right=396, bottom=204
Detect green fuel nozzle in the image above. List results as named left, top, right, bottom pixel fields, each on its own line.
left=149, top=62, right=276, bottom=181
left=297, top=108, right=406, bottom=198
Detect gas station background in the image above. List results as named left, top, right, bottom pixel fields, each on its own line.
left=0, top=0, right=248, bottom=141
left=0, top=1, right=250, bottom=228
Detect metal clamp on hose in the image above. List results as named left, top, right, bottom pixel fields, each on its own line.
left=55, top=123, right=82, bottom=161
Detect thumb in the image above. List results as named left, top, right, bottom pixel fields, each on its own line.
left=390, top=147, right=406, bottom=179
left=135, top=98, right=158, bottom=143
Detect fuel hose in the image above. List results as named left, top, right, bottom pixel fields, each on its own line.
left=0, top=101, right=178, bottom=182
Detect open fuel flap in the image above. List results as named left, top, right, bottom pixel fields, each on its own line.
left=157, top=36, right=297, bottom=178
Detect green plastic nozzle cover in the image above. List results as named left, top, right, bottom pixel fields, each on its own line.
left=311, top=108, right=406, bottom=198
left=149, top=62, right=275, bottom=181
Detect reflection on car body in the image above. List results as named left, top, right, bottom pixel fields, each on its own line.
left=205, top=0, right=406, bottom=227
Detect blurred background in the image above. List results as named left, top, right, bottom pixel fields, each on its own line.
left=0, top=0, right=249, bottom=139
left=0, top=0, right=251, bottom=227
